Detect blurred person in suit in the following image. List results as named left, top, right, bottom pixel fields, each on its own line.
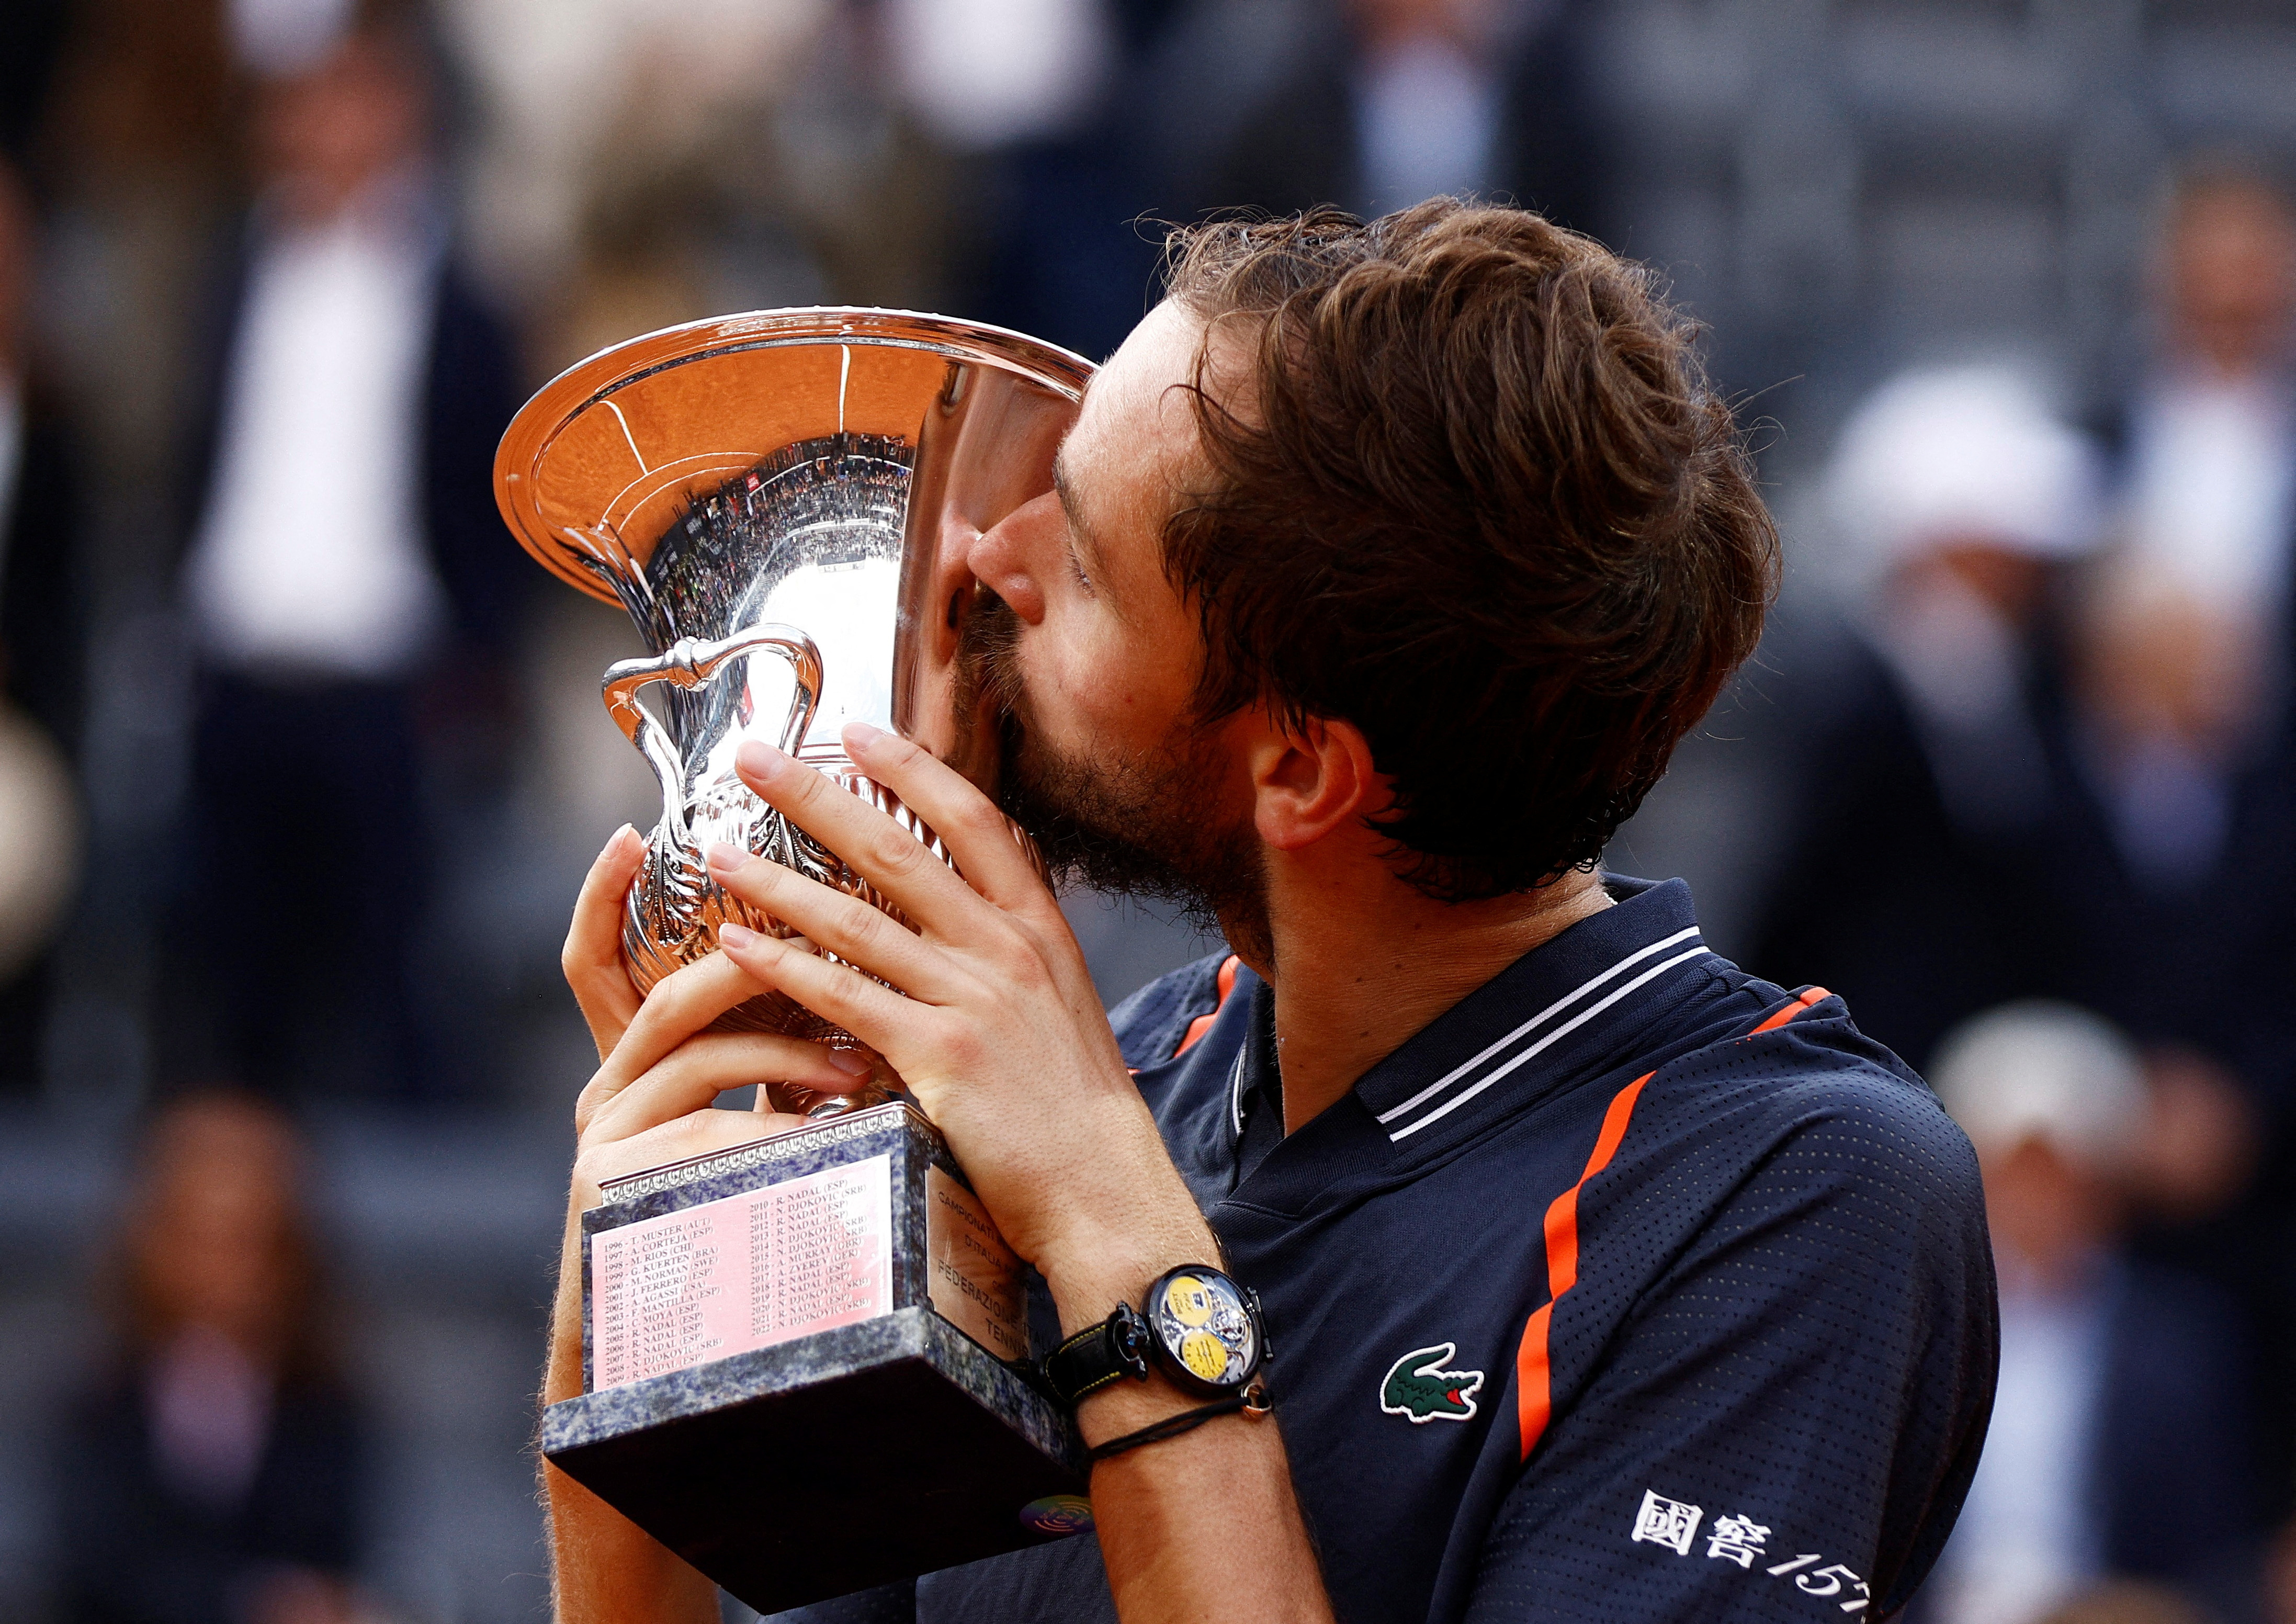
left=943, top=0, right=1603, bottom=415
left=1925, top=1003, right=2258, bottom=1624
left=1749, top=366, right=2097, bottom=1072
left=2040, top=183, right=2296, bottom=1469
left=2080, top=168, right=2295, bottom=900
left=0, top=154, right=87, bottom=1089
left=163, top=9, right=525, bottom=1101
left=2048, top=169, right=2296, bottom=1074
left=50, top=1090, right=366, bottom=1624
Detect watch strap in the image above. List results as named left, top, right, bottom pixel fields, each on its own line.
left=1042, top=1303, right=1150, bottom=1406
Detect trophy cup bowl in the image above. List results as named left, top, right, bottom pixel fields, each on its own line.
left=495, top=308, right=1092, bottom=1114
left=498, top=311, right=1099, bottom=1614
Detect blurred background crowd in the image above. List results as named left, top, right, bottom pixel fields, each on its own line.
left=0, top=0, right=2292, bottom=1620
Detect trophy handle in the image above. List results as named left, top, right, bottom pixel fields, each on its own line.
left=600, top=624, right=825, bottom=839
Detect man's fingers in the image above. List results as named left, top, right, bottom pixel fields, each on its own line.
left=597, top=952, right=784, bottom=1096
left=838, top=723, right=1057, bottom=916
left=732, top=737, right=1004, bottom=940
left=584, top=1029, right=868, bottom=1145
left=829, top=726, right=1108, bottom=1018
left=706, top=847, right=971, bottom=1003
left=717, top=925, right=934, bottom=1072
left=564, top=824, right=646, bottom=1062
left=838, top=724, right=1106, bottom=1016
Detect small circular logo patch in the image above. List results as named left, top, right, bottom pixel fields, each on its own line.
left=1019, top=1494, right=1094, bottom=1537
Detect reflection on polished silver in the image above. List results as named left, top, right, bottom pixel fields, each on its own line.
left=496, top=309, right=1092, bottom=1116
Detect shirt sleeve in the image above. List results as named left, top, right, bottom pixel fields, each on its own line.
left=1463, top=1087, right=1998, bottom=1623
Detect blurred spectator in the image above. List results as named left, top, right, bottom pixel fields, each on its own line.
left=0, top=156, right=86, bottom=1090
left=2123, top=1049, right=2262, bottom=1230
left=956, top=0, right=1609, bottom=398
left=51, top=1091, right=366, bottom=1624
left=1144, top=0, right=1604, bottom=232
left=161, top=11, right=525, bottom=1101
left=2075, top=168, right=2295, bottom=893
left=1925, top=1003, right=2257, bottom=1624
left=2032, top=166, right=2296, bottom=1123
left=508, top=0, right=992, bottom=377
left=36, top=0, right=242, bottom=499
left=1749, top=365, right=2096, bottom=1070
left=885, top=0, right=1115, bottom=154
left=889, top=0, right=1147, bottom=363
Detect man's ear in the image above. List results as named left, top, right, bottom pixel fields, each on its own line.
left=1250, top=715, right=1383, bottom=852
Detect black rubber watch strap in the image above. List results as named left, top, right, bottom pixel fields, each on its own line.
left=1042, top=1303, right=1151, bottom=1406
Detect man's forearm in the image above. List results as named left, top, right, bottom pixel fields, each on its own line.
left=1083, top=1378, right=1332, bottom=1624
left=542, top=1202, right=720, bottom=1624
left=1050, top=1239, right=1336, bottom=1624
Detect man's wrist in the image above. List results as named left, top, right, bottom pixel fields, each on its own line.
left=1071, top=1362, right=1201, bottom=1449
left=1044, top=1255, right=1269, bottom=1456
left=1040, top=1250, right=1208, bottom=1446
left=1038, top=1208, right=1223, bottom=1336
left=1051, top=1249, right=1203, bottom=1332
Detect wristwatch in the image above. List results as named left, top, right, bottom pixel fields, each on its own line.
left=1043, top=1265, right=1266, bottom=1405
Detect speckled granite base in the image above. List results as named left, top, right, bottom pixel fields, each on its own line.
left=546, top=1106, right=1086, bottom=1614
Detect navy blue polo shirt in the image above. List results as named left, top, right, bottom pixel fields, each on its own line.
left=781, top=876, right=1998, bottom=1624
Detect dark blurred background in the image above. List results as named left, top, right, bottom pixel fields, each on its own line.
left=2, top=2, right=2293, bottom=1621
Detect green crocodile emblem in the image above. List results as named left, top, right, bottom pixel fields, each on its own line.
left=1379, top=1343, right=1484, bottom=1424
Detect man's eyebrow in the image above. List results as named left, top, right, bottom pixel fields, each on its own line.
left=1050, top=450, right=1106, bottom=584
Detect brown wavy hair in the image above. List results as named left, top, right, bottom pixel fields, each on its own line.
left=1159, top=200, right=1778, bottom=899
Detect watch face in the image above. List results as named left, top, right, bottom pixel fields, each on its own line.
left=1147, top=1270, right=1260, bottom=1390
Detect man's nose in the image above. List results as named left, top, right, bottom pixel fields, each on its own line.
left=962, top=492, right=1061, bottom=625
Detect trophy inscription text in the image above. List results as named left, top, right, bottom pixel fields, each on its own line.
left=925, top=1166, right=1027, bottom=1363
left=591, top=1154, right=893, bottom=1391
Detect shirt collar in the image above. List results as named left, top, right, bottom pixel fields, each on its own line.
left=1230, top=979, right=1284, bottom=1182
left=1230, top=876, right=1714, bottom=1158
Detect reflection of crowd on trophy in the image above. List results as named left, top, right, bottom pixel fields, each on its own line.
left=2, top=1, right=2295, bottom=1621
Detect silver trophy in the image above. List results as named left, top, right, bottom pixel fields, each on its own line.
left=501, top=313, right=1098, bottom=1611
left=496, top=309, right=1091, bottom=1112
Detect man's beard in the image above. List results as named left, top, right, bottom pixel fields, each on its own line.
left=954, top=593, right=1269, bottom=957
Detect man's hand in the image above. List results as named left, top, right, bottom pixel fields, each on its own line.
left=541, top=824, right=875, bottom=1624
left=544, top=750, right=1331, bottom=1624
left=709, top=724, right=1331, bottom=1624
left=557, top=822, right=877, bottom=1212
left=548, top=821, right=880, bottom=1400
left=704, top=722, right=1218, bottom=1334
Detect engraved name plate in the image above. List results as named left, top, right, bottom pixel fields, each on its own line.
left=591, top=1153, right=894, bottom=1391
left=925, top=1165, right=1026, bottom=1363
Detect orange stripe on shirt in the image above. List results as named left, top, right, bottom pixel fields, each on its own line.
left=1515, top=1069, right=1655, bottom=1461
left=1173, top=954, right=1241, bottom=1059
left=1514, top=987, right=1834, bottom=1460
left=1748, top=986, right=1830, bottom=1035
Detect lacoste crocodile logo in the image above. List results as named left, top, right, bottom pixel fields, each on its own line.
left=1379, top=1343, right=1484, bottom=1424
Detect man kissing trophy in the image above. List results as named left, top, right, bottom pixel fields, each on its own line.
left=495, top=310, right=1158, bottom=1611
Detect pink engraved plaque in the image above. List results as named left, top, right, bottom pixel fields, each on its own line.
left=590, top=1153, right=892, bottom=1391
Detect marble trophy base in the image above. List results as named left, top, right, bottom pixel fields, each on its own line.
left=541, top=1101, right=1088, bottom=1614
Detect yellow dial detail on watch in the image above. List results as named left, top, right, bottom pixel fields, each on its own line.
left=1166, top=1275, right=1214, bottom=1326
left=1179, top=1329, right=1229, bottom=1382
